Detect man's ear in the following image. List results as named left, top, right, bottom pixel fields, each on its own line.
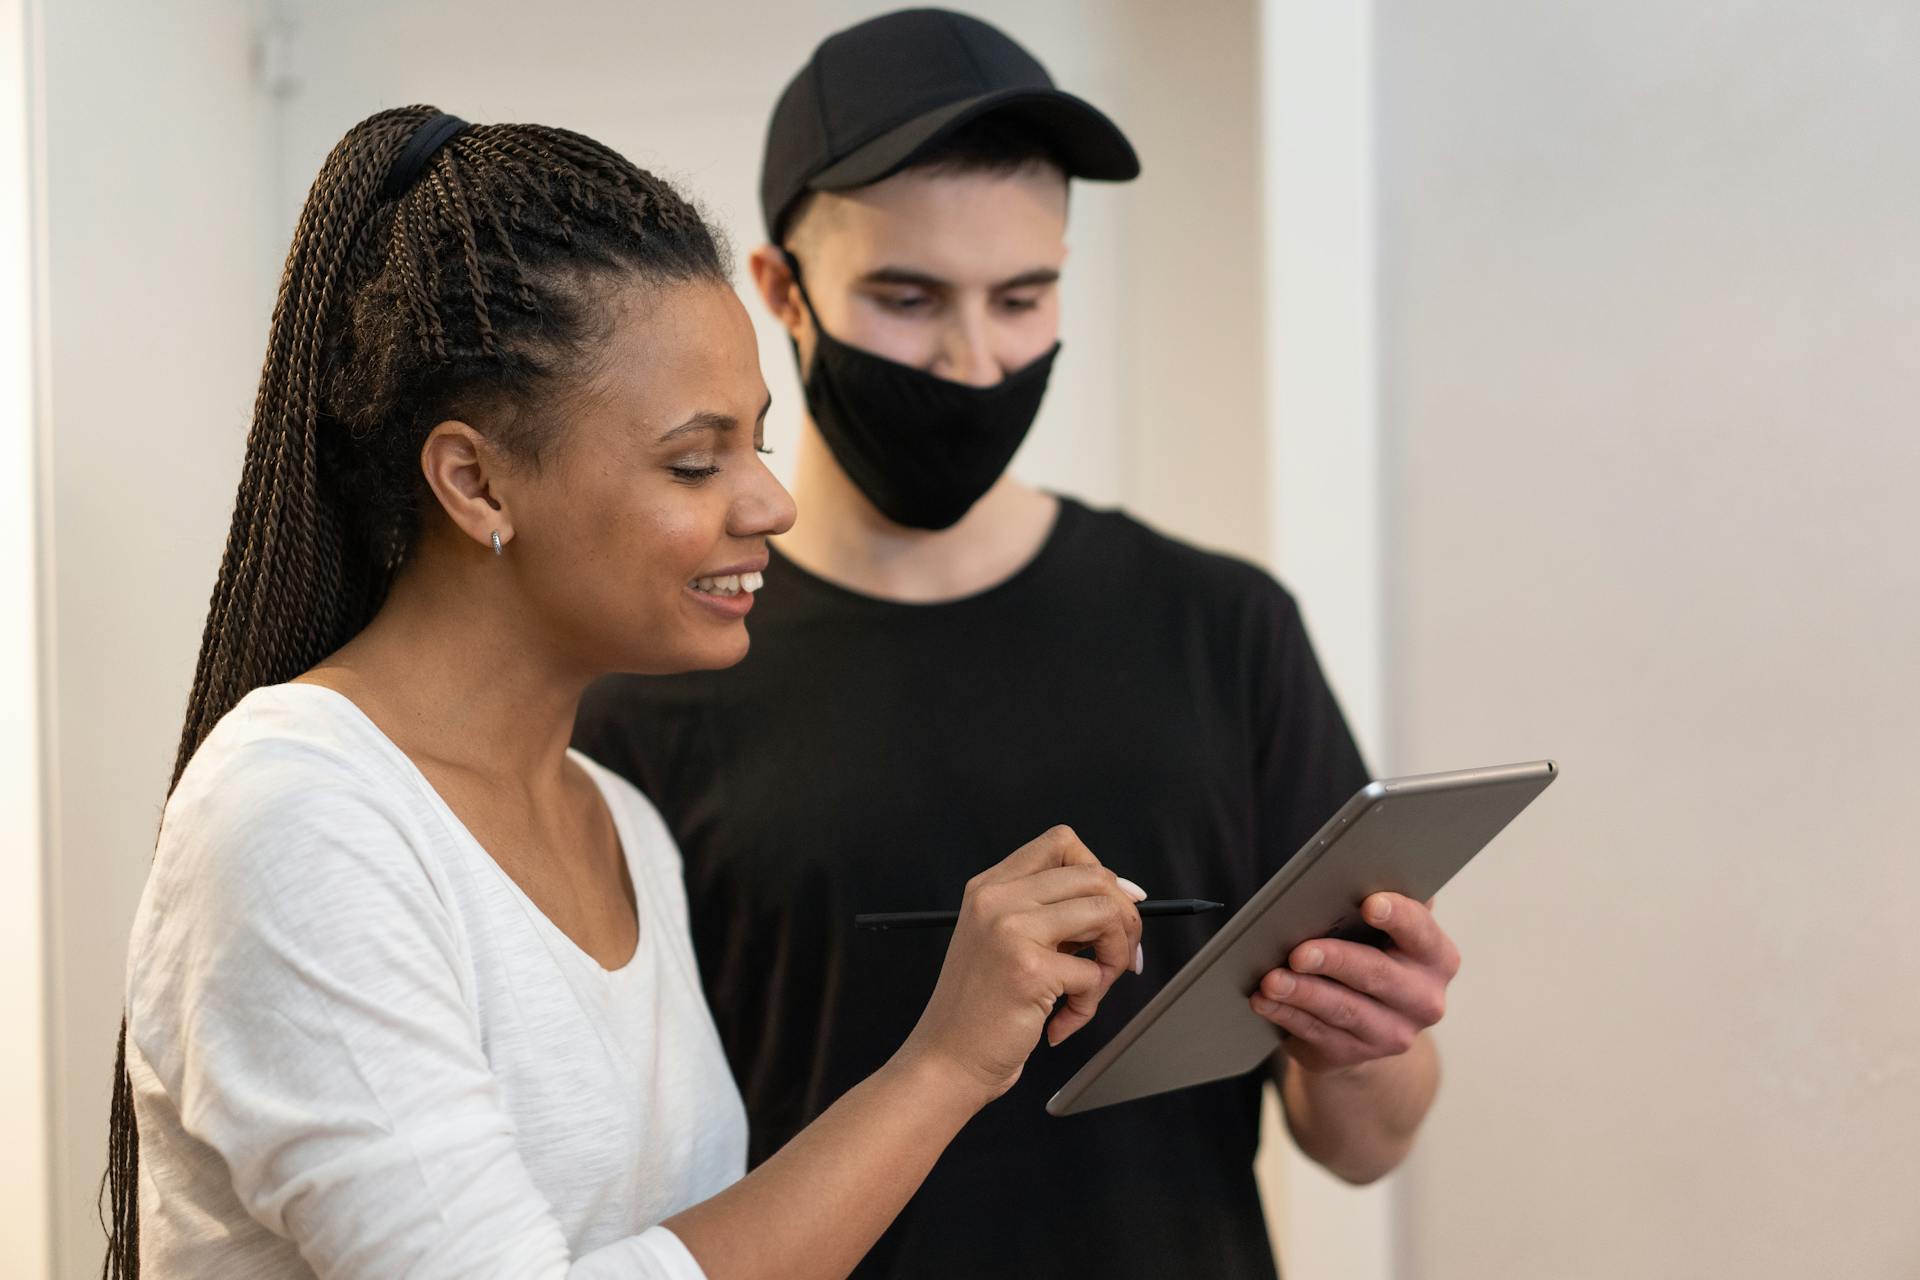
left=748, top=244, right=808, bottom=342
left=420, top=420, right=515, bottom=554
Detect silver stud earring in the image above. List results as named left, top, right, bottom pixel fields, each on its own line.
left=491, top=530, right=503, bottom=556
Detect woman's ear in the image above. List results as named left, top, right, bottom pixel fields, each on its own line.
left=420, top=420, right=514, bottom=554
left=748, top=244, right=808, bottom=341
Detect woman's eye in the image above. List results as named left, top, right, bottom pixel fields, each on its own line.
left=756, top=446, right=775, bottom=457
left=670, top=465, right=721, bottom=482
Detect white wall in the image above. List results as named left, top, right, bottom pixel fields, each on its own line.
left=1378, top=2, right=1920, bottom=1276
left=1111, top=0, right=1269, bottom=564
left=38, top=2, right=277, bottom=1274
left=1257, top=7, right=1393, bottom=1278
left=3, top=0, right=53, bottom=1273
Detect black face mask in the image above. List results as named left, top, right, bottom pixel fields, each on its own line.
left=786, top=255, right=1060, bottom=531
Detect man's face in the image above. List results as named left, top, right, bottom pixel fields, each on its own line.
left=779, top=163, right=1070, bottom=388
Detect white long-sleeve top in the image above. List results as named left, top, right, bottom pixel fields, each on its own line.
left=125, top=682, right=749, bottom=1278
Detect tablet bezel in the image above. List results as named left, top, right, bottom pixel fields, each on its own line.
left=1046, top=759, right=1557, bottom=1117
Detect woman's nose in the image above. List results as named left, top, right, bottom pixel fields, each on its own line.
left=734, top=462, right=797, bottom=539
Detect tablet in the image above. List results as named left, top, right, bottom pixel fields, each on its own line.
left=1046, top=760, right=1557, bottom=1117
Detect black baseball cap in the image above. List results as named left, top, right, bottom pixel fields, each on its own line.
left=760, top=8, right=1140, bottom=241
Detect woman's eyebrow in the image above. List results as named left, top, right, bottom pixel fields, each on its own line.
left=657, top=411, right=736, bottom=444
left=658, top=395, right=772, bottom=444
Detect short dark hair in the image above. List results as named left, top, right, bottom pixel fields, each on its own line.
left=782, top=111, right=1066, bottom=245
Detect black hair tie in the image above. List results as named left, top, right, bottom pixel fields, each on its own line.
left=384, top=112, right=470, bottom=198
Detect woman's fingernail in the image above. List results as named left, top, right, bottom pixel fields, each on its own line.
left=1133, top=943, right=1145, bottom=975
left=1116, top=876, right=1148, bottom=902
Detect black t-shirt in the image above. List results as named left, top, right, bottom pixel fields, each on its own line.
left=574, top=497, right=1368, bottom=1279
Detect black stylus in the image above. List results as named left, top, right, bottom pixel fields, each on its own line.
left=854, top=898, right=1225, bottom=933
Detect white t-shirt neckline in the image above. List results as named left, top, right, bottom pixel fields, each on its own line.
left=284, top=680, right=650, bottom=979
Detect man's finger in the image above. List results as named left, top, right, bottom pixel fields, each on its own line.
left=1270, top=948, right=1445, bottom=1027
left=1284, top=939, right=1398, bottom=998
left=1362, top=893, right=1460, bottom=975
left=1250, top=996, right=1370, bottom=1063
left=1261, top=971, right=1420, bottom=1055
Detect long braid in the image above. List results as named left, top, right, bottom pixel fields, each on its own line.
left=102, top=105, right=727, bottom=1278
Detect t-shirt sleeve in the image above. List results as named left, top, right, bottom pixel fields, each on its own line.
left=128, top=749, right=710, bottom=1280
left=1246, top=582, right=1373, bottom=874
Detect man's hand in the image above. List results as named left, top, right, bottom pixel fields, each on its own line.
left=1249, top=892, right=1459, bottom=1074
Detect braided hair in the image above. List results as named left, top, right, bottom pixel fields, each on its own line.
left=100, top=105, right=728, bottom=1278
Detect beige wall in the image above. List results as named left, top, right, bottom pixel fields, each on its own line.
left=1378, top=2, right=1920, bottom=1275
left=37, top=1, right=277, bottom=1273
left=4, top=0, right=53, bottom=1272
left=1256, top=5, right=1394, bottom=1276
left=1112, top=0, right=1269, bottom=565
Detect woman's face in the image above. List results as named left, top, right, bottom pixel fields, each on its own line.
left=503, top=277, right=795, bottom=677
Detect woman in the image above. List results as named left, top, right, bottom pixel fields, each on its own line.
left=107, top=106, right=1144, bottom=1279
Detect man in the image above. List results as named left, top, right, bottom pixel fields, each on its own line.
left=576, top=10, right=1459, bottom=1276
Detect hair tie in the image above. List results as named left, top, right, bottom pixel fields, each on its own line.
left=384, top=112, right=470, bottom=198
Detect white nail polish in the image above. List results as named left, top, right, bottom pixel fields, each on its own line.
left=1116, top=876, right=1148, bottom=902
left=1133, top=943, right=1145, bottom=975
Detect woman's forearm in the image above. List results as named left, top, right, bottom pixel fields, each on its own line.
left=665, top=1050, right=987, bottom=1280
left=668, top=828, right=1143, bottom=1279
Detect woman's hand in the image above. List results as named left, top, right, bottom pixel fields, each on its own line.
left=895, top=825, right=1144, bottom=1109
left=667, top=826, right=1142, bottom=1279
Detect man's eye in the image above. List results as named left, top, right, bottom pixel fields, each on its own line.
left=998, top=294, right=1041, bottom=313
left=878, top=293, right=932, bottom=313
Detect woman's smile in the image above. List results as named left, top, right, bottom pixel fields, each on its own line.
left=687, top=561, right=768, bottom=617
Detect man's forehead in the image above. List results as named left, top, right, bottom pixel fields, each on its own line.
left=792, top=169, right=1069, bottom=280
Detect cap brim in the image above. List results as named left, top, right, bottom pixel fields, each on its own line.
left=809, top=87, right=1140, bottom=193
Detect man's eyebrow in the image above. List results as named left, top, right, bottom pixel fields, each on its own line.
left=993, top=267, right=1060, bottom=291
left=860, top=267, right=950, bottom=291
left=858, top=266, right=1061, bottom=291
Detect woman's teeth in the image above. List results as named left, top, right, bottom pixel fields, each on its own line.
left=691, top=571, right=764, bottom=598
